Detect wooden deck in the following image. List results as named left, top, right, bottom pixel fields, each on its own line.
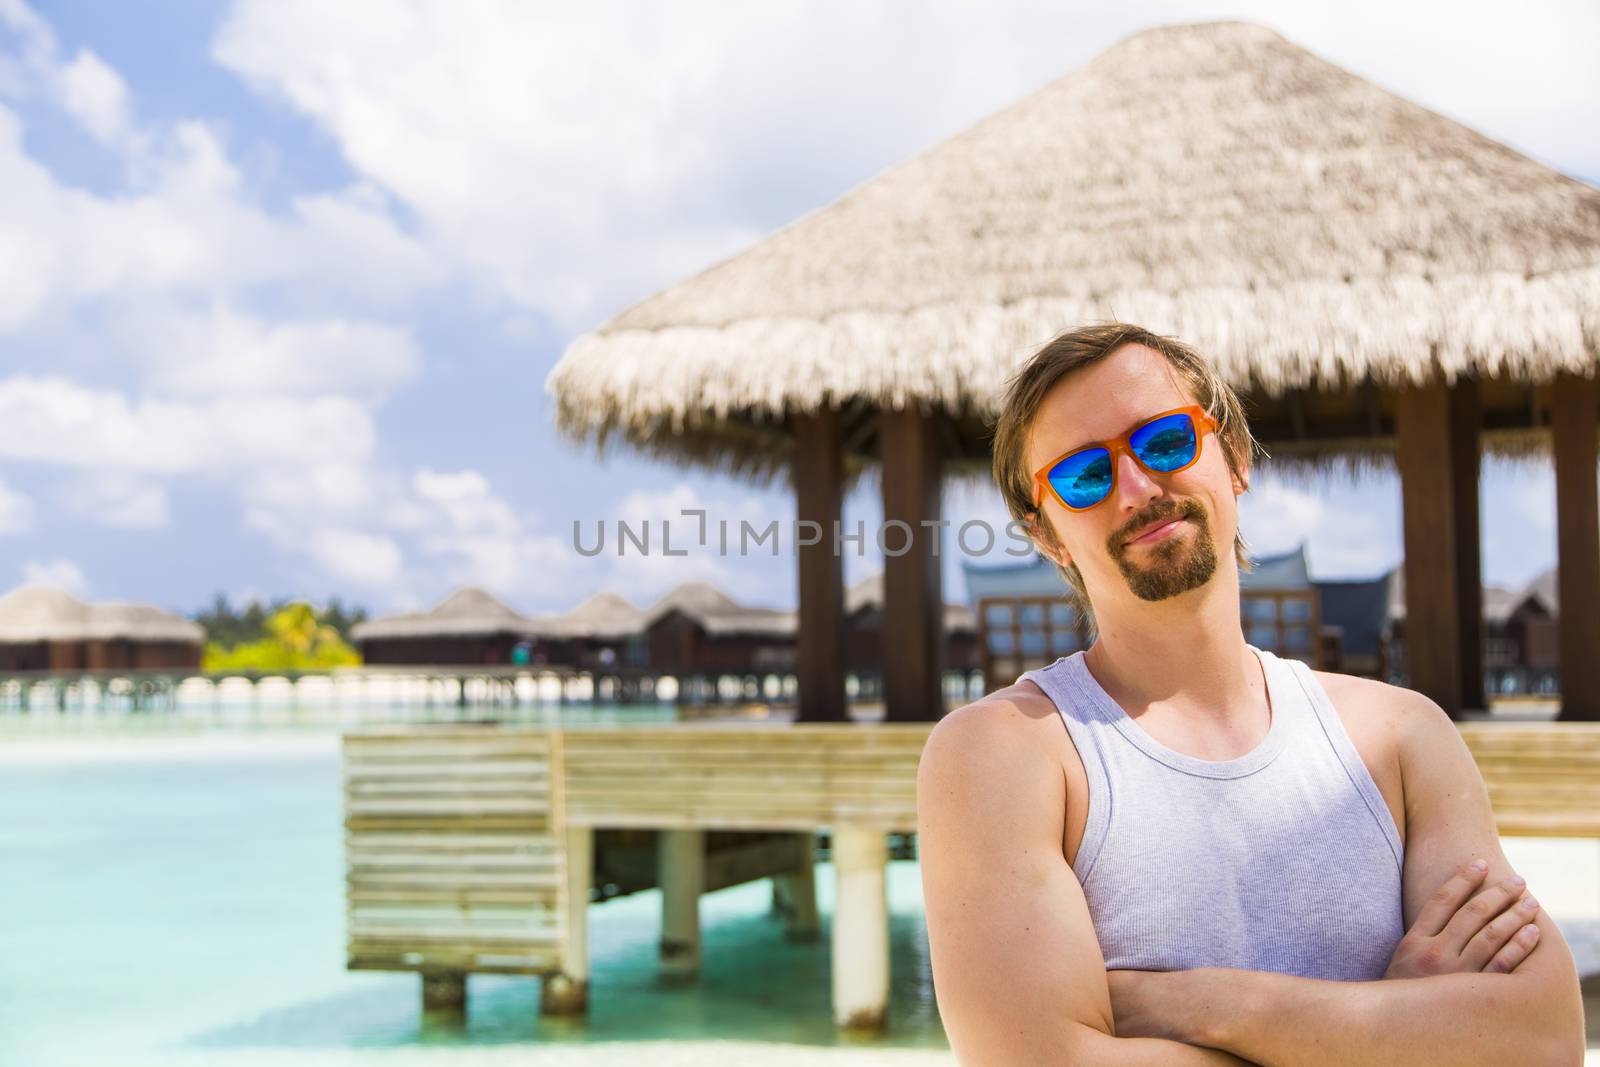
left=341, top=719, right=1600, bottom=1030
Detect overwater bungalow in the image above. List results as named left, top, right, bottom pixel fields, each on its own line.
left=350, top=587, right=539, bottom=666
left=0, top=585, right=202, bottom=671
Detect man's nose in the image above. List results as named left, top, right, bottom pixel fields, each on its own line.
left=1113, top=448, right=1162, bottom=510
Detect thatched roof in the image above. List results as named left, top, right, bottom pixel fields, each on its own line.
left=0, top=586, right=204, bottom=644
left=543, top=591, right=646, bottom=639
left=351, top=587, right=537, bottom=641
left=547, top=20, right=1600, bottom=481
left=642, top=581, right=795, bottom=637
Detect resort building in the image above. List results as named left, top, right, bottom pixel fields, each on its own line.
left=0, top=585, right=203, bottom=671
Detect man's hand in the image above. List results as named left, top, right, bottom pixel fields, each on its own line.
left=1383, top=857, right=1543, bottom=978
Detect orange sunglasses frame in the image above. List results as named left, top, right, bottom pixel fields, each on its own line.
left=1031, top=404, right=1219, bottom=513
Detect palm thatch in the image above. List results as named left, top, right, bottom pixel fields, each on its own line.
left=544, top=591, right=645, bottom=640
left=547, top=20, right=1600, bottom=482
left=642, top=580, right=795, bottom=637
left=0, top=586, right=204, bottom=644
left=350, top=587, right=537, bottom=641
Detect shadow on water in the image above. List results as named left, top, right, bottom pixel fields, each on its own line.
left=176, top=866, right=946, bottom=1054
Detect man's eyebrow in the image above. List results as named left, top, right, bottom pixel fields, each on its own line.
left=1045, top=412, right=1149, bottom=463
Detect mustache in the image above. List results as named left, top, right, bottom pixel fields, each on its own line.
left=1112, top=498, right=1206, bottom=549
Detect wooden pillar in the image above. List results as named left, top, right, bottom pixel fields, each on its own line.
left=879, top=406, right=944, bottom=722
left=542, top=824, right=590, bottom=1016
left=659, top=828, right=703, bottom=979
left=421, top=972, right=466, bottom=1013
left=1449, top=379, right=1485, bottom=713
left=831, top=824, right=889, bottom=1033
left=793, top=408, right=847, bottom=722
left=772, top=833, right=820, bottom=942
left=1552, top=370, right=1600, bottom=721
left=1396, top=377, right=1482, bottom=718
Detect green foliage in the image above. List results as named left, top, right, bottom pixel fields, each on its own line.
left=195, top=592, right=368, bottom=647
left=200, top=600, right=363, bottom=672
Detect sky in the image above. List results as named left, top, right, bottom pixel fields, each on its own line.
left=0, top=0, right=1595, bottom=620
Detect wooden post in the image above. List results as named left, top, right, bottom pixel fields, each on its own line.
left=771, top=833, right=821, bottom=942
left=421, top=972, right=466, bottom=1013
left=1551, top=370, right=1600, bottom=721
left=1449, top=379, right=1485, bottom=713
left=1396, top=378, right=1475, bottom=718
left=831, top=824, right=889, bottom=1033
left=880, top=406, right=944, bottom=722
left=659, top=828, right=703, bottom=979
left=793, top=407, right=847, bottom=722
left=542, top=824, right=590, bottom=1016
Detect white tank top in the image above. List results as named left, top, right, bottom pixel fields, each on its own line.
left=1019, top=644, right=1405, bottom=980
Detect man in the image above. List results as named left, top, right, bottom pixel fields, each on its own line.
left=917, top=323, right=1585, bottom=1064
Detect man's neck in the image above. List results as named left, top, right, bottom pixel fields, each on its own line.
left=1082, top=568, right=1261, bottom=724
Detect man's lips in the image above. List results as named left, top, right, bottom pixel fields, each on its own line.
left=1126, top=517, right=1185, bottom=545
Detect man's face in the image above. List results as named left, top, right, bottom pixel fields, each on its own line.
left=1024, top=343, right=1247, bottom=606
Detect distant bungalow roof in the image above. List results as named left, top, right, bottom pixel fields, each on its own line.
left=0, top=586, right=204, bottom=644
left=642, top=580, right=796, bottom=637
left=548, top=20, right=1600, bottom=481
left=962, top=554, right=1063, bottom=606
left=1239, top=546, right=1312, bottom=592
left=350, top=587, right=538, bottom=641
left=357, top=578, right=977, bottom=644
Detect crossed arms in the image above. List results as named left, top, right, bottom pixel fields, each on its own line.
left=916, top=684, right=1586, bottom=1066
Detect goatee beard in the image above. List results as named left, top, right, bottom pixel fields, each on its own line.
left=1109, top=498, right=1217, bottom=602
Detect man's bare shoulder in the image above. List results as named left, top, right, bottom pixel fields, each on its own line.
left=1307, top=667, right=1461, bottom=783
left=922, top=680, right=1064, bottom=772
left=1310, top=668, right=1450, bottom=732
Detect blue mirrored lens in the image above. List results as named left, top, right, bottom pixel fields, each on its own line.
left=1047, top=447, right=1113, bottom=509
left=1129, top=413, right=1197, bottom=472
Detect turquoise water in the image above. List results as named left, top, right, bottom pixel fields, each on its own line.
left=0, top=730, right=948, bottom=1067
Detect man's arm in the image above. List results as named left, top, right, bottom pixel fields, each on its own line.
left=1112, top=684, right=1586, bottom=1066
left=917, top=696, right=1254, bottom=1065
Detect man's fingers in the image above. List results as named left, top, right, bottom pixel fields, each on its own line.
left=1441, top=875, right=1526, bottom=952
left=1459, top=890, right=1541, bottom=970
left=1411, top=859, right=1489, bottom=938
left=1482, top=920, right=1542, bottom=974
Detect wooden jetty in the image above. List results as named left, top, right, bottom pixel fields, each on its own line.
left=340, top=719, right=1600, bottom=1033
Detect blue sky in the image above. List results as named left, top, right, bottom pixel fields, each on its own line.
left=0, top=0, right=1596, bottom=619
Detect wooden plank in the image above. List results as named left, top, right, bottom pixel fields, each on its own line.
left=349, top=952, right=557, bottom=975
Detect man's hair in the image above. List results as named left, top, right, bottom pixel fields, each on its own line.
left=989, top=322, right=1266, bottom=630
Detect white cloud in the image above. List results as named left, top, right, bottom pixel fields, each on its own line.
left=56, top=48, right=129, bottom=145
left=1238, top=471, right=1399, bottom=579
left=0, top=475, right=32, bottom=532
left=57, top=471, right=169, bottom=529
left=138, top=303, right=421, bottom=397
left=20, top=556, right=87, bottom=594
left=213, top=0, right=1600, bottom=337
left=306, top=527, right=403, bottom=587
left=0, top=376, right=376, bottom=473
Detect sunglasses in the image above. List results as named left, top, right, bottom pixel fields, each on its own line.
left=1031, top=404, right=1219, bottom=512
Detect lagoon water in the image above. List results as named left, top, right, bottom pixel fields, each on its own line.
left=0, top=718, right=954, bottom=1067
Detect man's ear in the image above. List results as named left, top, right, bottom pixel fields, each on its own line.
left=1025, top=512, right=1071, bottom=569
left=1230, top=461, right=1250, bottom=497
